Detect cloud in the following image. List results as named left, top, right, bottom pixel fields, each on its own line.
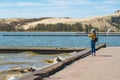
left=0, top=0, right=119, bottom=18
left=0, top=0, right=119, bottom=7
left=0, top=0, right=93, bottom=7
left=0, top=2, right=44, bottom=7
left=16, top=2, right=40, bottom=6
left=102, top=0, right=120, bottom=4
left=47, top=0, right=92, bottom=6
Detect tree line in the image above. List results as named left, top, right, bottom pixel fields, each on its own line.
left=110, top=16, right=120, bottom=31
left=27, top=23, right=99, bottom=32
left=0, top=24, right=15, bottom=31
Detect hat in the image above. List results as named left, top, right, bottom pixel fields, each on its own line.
left=91, top=29, right=95, bottom=32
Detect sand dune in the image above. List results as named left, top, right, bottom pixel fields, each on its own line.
left=0, top=11, right=120, bottom=31
left=20, top=12, right=120, bottom=30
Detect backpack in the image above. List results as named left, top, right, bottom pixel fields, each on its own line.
left=94, top=37, right=98, bottom=42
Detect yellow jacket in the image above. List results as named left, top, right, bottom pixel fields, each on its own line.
left=88, top=33, right=96, bottom=40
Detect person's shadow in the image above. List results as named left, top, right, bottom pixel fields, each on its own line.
left=96, top=55, right=112, bottom=57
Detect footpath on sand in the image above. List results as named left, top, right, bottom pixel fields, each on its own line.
left=43, top=47, right=120, bottom=80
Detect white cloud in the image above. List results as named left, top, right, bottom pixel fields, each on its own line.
left=102, top=0, right=120, bottom=4
left=47, top=0, right=92, bottom=6
left=0, top=2, right=45, bottom=7
left=0, top=0, right=119, bottom=18
left=0, top=0, right=93, bottom=7
left=0, top=3, right=12, bottom=7
left=16, top=2, right=40, bottom=6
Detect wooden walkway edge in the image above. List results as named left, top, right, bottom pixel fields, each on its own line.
left=18, top=43, right=106, bottom=80
left=44, top=46, right=120, bottom=80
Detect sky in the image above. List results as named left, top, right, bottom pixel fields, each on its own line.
left=0, top=0, right=120, bottom=18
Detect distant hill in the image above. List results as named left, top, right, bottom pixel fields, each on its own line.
left=0, top=17, right=51, bottom=31
left=0, top=11, right=120, bottom=32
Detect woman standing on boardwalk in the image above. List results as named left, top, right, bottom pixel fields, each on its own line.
left=88, top=29, right=97, bottom=56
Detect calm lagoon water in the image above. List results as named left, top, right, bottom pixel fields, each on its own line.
left=0, top=32, right=120, bottom=79
left=0, top=32, right=120, bottom=47
left=0, top=32, right=90, bottom=47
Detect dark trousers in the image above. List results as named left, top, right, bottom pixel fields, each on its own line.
left=91, top=40, right=96, bottom=53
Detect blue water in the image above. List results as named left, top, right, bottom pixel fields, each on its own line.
left=0, top=32, right=120, bottom=47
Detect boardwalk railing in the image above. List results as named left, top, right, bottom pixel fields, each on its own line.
left=18, top=43, right=106, bottom=80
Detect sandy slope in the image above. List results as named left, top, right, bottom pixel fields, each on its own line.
left=1, top=12, right=120, bottom=31
left=20, top=13, right=120, bottom=30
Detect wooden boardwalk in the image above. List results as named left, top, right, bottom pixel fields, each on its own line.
left=43, top=47, right=120, bottom=80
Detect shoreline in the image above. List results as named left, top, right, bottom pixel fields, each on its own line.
left=0, top=31, right=120, bottom=33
